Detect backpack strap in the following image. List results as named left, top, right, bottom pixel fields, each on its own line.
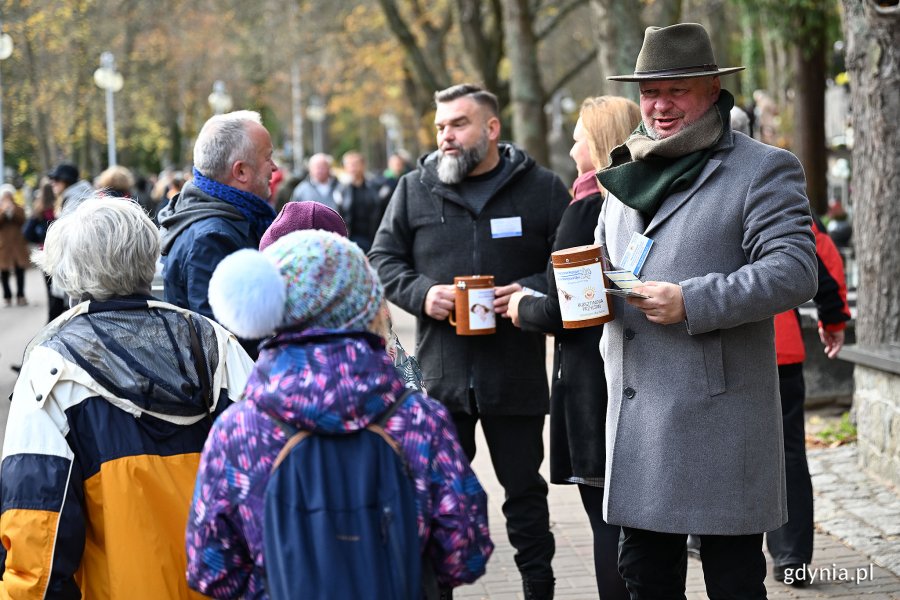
left=366, top=388, right=417, bottom=457
left=269, top=388, right=417, bottom=474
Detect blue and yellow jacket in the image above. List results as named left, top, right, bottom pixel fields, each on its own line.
left=0, top=296, right=253, bottom=599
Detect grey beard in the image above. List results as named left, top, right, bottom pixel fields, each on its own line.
left=437, top=135, right=489, bottom=184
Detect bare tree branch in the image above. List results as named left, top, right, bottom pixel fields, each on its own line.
left=536, top=0, right=588, bottom=41
left=377, top=0, right=446, bottom=93
left=544, top=46, right=598, bottom=100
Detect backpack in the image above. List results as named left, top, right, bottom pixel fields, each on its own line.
left=263, top=389, right=422, bottom=599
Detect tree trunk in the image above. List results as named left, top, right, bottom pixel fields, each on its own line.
left=841, top=0, right=900, bottom=346
left=501, top=0, right=549, bottom=166
left=792, top=17, right=828, bottom=216
left=590, top=0, right=643, bottom=100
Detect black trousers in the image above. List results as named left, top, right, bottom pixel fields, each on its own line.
left=1, top=267, right=25, bottom=300
left=619, top=528, right=766, bottom=600
left=452, top=406, right=555, bottom=582
left=45, top=274, right=66, bottom=322
left=578, top=484, right=629, bottom=599
left=766, top=363, right=814, bottom=567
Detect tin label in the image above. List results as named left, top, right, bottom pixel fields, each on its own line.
left=467, top=288, right=496, bottom=330
left=554, top=263, right=610, bottom=322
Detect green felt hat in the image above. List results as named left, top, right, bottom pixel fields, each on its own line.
left=609, top=23, right=744, bottom=82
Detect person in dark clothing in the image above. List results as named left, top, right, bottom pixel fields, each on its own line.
left=335, top=151, right=383, bottom=252
left=507, top=95, right=640, bottom=600
left=370, top=83, right=569, bottom=600
left=158, top=110, right=277, bottom=358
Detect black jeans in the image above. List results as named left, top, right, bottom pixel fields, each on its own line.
left=767, top=363, right=814, bottom=567
left=452, top=407, right=555, bottom=582
left=619, top=528, right=766, bottom=600
left=578, top=484, right=629, bottom=599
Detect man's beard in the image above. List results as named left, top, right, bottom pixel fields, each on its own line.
left=437, top=130, right=489, bottom=184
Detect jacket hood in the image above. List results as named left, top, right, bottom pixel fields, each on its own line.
left=158, top=181, right=244, bottom=254
left=36, top=296, right=223, bottom=418
left=417, top=142, right=534, bottom=197
left=246, top=329, right=405, bottom=434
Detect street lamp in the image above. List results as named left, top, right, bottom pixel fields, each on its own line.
left=379, top=112, right=400, bottom=160
left=208, top=80, right=233, bottom=116
left=93, top=52, right=123, bottom=167
left=0, top=25, right=14, bottom=183
left=306, top=96, right=326, bottom=155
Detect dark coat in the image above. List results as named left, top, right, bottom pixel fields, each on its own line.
left=159, top=182, right=257, bottom=322
left=335, top=178, right=384, bottom=252
left=369, top=144, right=569, bottom=415
left=517, top=194, right=607, bottom=483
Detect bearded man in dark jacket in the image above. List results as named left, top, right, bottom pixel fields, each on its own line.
left=159, top=110, right=277, bottom=357
left=369, top=83, right=569, bottom=600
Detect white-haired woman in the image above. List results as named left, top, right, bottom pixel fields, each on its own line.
left=0, top=196, right=253, bottom=599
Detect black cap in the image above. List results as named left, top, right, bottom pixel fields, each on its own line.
left=48, top=163, right=79, bottom=186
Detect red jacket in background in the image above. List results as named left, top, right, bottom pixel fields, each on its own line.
left=775, top=216, right=851, bottom=365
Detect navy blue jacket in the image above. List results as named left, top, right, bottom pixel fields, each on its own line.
left=159, top=182, right=259, bottom=322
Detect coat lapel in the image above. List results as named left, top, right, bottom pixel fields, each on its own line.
left=644, top=158, right=722, bottom=237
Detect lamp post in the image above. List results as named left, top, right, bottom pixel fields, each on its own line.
left=291, top=63, right=304, bottom=174
left=93, top=52, right=123, bottom=167
left=306, top=96, right=326, bottom=155
left=379, top=112, right=400, bottom=160
left=208, top=80, right=233, bottom=116
left=0, top=26, right=14, bottom=183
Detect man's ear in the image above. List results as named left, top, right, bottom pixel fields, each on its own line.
left=710, top=76, right=722, bottom=100
left=487, top=115, right=501, bottom=142
left=230, top=160, right=249, bottom=185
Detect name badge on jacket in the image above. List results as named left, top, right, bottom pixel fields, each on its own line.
left=491, top=217, right=522, bottom=239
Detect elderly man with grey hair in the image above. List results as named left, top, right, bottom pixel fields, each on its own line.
left=0, top=197, right=253, bottom=598
left=159, top=110, right=277, bottom=355
left=290, top=152, right=339, bottom=209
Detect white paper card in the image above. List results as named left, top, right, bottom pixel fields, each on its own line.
left=490, top=217, right=523, bottom=238
left=605, top=270, right=643, bottom=290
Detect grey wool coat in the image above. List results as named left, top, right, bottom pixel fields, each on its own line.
left=595, top=130, right=818, bottom=535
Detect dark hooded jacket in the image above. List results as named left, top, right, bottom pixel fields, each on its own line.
left=369, top=143, right=569, bottom=415
left=159, top=182, right=258, bottom=321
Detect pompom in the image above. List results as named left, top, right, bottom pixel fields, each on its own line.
left=208, top=249, right=286, bottom=339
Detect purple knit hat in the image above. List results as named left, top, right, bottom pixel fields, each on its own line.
left=259, top=201, right=348, bottom=251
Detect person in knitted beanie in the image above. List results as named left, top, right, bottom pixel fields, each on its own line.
left=255, top=203, right=425, bottom=391
left=187, top=230, right=493, bottom=598
left=209, top=230, right=383, bottom=339
left=259, top=201, right=348, bottom=251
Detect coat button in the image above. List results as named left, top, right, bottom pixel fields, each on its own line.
left=624, top=328, right=635, bottom=340
left=624, top=387, right=636, bottom=399
left=36, top=394, right=43, bottom=402
left=50, top=368, right=58, bottom=375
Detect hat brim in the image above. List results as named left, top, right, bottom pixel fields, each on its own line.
left=608, top=66, right=744, bottom=82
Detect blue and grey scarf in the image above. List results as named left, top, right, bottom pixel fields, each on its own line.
left=192, top=167, right=275, bottom=238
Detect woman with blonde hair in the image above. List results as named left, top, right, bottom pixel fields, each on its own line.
left=508, top=96, right=640, bottom=599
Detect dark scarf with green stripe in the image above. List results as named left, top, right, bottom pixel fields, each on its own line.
left=597, top=89, right=735, bottom=220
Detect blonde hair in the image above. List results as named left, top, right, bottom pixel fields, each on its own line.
left=95, top=165, right=135, bottom=195
left=579, top=96, right=641, bottom=170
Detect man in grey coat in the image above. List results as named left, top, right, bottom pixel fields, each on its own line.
left=594, top=24, right=817, bottom=599
left=370, top=84, right=569, bottom=600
